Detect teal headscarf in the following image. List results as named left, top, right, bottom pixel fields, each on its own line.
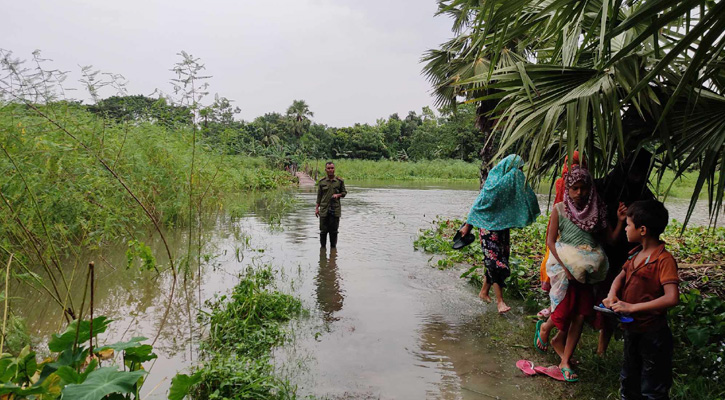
left=466, top=154, right=541, bottom=231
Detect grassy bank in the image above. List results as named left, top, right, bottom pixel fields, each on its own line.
left=323, top=159, right=705, bottom=201
left=185, top=266, right=302, bottom=399
left=415, top=217, right=725, bottom=399
left=324, top=159, right=481, bottom=181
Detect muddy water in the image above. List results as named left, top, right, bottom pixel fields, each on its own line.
left=13, top=182, right=717, bottom=399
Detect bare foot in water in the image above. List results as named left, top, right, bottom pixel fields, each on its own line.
left=478, top=286, right=492, bottom=302
left=497, top=301, right=511, bottom=314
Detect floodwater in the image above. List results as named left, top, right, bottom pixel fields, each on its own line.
left=13, top=181, right=718, bottom=399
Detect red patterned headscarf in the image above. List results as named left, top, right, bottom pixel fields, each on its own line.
left=563, top=166, right=607, bottom=232
left=554, top=151, right=584, bottom=204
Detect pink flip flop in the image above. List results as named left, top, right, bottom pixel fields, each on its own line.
left=533, top=365, right=565, bottom=381
left=516, top=360, right=536, bottom=376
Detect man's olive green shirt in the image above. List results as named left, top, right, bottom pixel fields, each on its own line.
left=317, top=176, right=347, bottom=217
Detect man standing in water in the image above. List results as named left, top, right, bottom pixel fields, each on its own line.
left=316, top=162, right=347, bottom=248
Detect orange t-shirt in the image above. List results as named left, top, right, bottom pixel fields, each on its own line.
left=620, top=243, right=679, bottom=332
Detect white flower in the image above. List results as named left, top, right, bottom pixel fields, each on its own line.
left=718, top=357, right=722, bottom=362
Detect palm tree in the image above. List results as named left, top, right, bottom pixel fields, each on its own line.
left=286, top=100, right=314, bottom=138
left=424, top=0, right=725, bottom=225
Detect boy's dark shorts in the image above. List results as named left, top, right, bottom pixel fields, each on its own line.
left=620, top=324, right=673, bottom=400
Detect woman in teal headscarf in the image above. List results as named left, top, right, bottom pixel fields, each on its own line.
left=458, top=154, right=540, bottom=313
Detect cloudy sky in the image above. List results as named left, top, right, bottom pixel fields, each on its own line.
left=3, top=0, right=454, bottom=126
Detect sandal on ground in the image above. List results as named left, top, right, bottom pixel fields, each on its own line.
left=533, top=366, right=564, bottom=381
left=536, top=307, right=551, bottom=319
left=516, top=360, right=536, bottom=376
left=534, top=319, right=549, bottom=353
left=560, top=367, right=579, bottom=382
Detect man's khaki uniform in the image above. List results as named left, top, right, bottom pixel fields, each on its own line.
left=317, top=176, right=347, bottom=248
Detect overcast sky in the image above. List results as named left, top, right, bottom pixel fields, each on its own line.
left=3, top=0, right=454, bottom=126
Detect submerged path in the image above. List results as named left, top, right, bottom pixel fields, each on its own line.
left=296, top=171, right=316, bottom=187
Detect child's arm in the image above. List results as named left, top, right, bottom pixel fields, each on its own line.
left=546, top=207, right=575, bottom=281
left=611, top=283, right=679, bottom=314
left=605, top=202, right=627, bottom=245
left=603, top=269, right=626, bottom=307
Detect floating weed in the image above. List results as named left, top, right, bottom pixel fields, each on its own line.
left=187, top=265, right=302, bottom=399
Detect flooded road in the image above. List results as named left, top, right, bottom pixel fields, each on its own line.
left=14, top=181, right=718, bottom=399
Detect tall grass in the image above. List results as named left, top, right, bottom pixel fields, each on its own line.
left=0, top=102, right=292, bottom=320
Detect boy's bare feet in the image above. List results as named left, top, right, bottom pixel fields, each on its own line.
left=497, top=301, right=511, bottom=314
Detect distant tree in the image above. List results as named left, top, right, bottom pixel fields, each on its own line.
left=380, top=114, right=404, bottom=154
left=286, top=100, right=314, bottom=138
left=399, top=111, right=422, bottom=152
left=199, top=95, right=242, bottom=148
left=332, top=124, right=387, bottom=160
left=87, top=95, right=193, bottom=126
left=438, top=103, right=488, bottom=161
left=250, top=113, right=284, bottom=147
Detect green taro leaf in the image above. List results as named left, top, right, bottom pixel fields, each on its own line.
left=49, top=317, right=111, bottom=352
left=123, top=344, right=157, bottom=364
left=96, top=336, right=148, bottom=353
left=55, top=366, right=81, bottom=385
left=0, top=382, right=45, bottom=396
left=61, top=367, right=146, bottom=400
left=686, top=327, right=710, bottom=347
left=168, top=371, right=202, bottom=400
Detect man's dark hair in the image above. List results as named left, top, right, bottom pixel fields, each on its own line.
left=626, top=200, right=669, bottom=237
left=325, top=161, right=334, bottom=166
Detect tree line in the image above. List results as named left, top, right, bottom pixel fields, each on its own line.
left=86, top=95, right=489, bottom=165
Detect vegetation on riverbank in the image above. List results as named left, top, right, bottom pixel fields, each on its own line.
left=415, top=216, right=725, bottom=399
left=183, top=266, right=302, bottom=399
left=0, top=315, right=157, bottom=399
left=321, top=159, right=706, bottom=202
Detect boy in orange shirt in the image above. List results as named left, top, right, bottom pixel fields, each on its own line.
left=603, top=200, right=679, bottom=400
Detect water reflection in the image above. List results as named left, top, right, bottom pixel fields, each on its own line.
left=414, top=314, right=540, bottom=399
left=316, top=248, right=344, bottom=322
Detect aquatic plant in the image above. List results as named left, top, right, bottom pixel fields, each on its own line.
left=180, top=266, right=302, bottom=399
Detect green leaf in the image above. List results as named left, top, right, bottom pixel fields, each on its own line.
left=123, top=344, right=157, bottom=365
left=168, top=371, right=202, bottom=400
left=49, top=317, right=111, bottom=352
left=96, top=336, right=148, bottom=353
left=0, top=382, right=46, bottom=396
left=55, top=366, right=82, bottom=385
left=686, top=327, right=710, bottom=347
left=61, top=367, right=146, bottom=400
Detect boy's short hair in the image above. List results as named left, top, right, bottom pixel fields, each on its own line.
left=325, top=161, right=334, bottom=166
left=627, top=200, right=669, bottom=237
